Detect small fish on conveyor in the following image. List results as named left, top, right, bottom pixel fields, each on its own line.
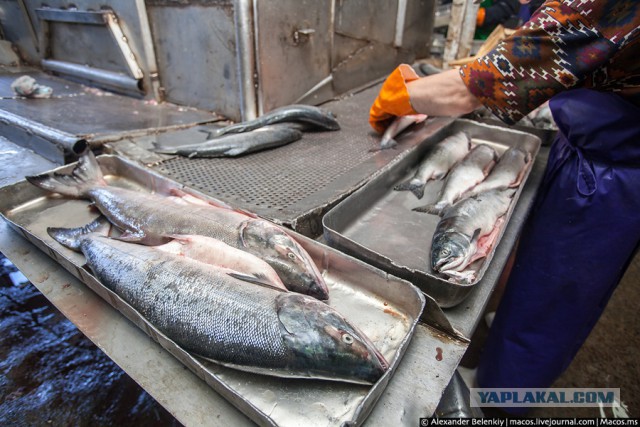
left=215, top=104, right=340, bottom=136
left=464, top=147, right=531, bottom=198
left=374, top=114, right=428, bottom=151
left=431, top=188, right=516, bottom=283
left=47, top=225, right=388, bottom=384
left=153, top=125, right=303, bottom=158
left=394, top=131, right=471, bottom=199
left=26, top=152, right=329, bottom=300
left=414, top=144, right=497, bottom=215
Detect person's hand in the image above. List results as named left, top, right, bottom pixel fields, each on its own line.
left=369, top=64, right=420, bottom=133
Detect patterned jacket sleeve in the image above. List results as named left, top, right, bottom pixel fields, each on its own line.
left=459, top=0, right=636, bottom=124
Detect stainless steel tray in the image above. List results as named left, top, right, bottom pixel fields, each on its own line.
left=323, top=119, right=541, bottom=308
left=0, top=155, right=425, bottom=427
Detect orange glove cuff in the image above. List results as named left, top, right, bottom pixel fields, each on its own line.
left=477, top=7, right=486, bottom=27
left=369, top=64, right=420, bottom=134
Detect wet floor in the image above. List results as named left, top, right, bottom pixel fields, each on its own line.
left=0, top=253, right=180, bottom=426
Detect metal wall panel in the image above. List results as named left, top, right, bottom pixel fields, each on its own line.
left=23, top=0, right=153, bottom=94
left=49, top=22, right=130, bottom=74
left=334, top=0, right=398, bottom=45
left=0, top=0, right=39, bottom=64
left=402, top=0, right=435, bottom=58
left=255, top=0, right=332, bottom=112
left=146, top=1, right=242, bottom=120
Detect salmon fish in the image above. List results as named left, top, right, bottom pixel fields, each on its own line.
left=27, top=153, right=329, bottom=300
left=394, top=131, right=471, bottom=199
left=153, top=125, right=303, bottom=158
left=377, top=114, right=428, bottom=151
left=47, top=226, right=387, bottom=384
left=431, top=188, right=516, bottom=282
left=415, top=144, right=497, bottom=215
left=464, top=147, right=531, bottom=198
left=215, top=104, right=340, bottom=136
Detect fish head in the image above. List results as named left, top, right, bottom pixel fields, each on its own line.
left=240, top=220, right=329, bottom=300
left=277, top=293, right=388, bottom=384
left=431, top=231, right=472, bottom=272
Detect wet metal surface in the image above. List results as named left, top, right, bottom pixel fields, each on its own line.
left=323, top=119, right=541, bottom=309
left=112, top=85, right=452, bottom=237
left=0, top=70, right=219, bottom=162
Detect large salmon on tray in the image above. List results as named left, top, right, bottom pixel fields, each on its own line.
left=27, top=152, right=329, bottom=300
left=47, top=222, right=388, bottom=384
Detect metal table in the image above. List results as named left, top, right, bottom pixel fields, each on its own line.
left=0, top=128, right=548, bottom=425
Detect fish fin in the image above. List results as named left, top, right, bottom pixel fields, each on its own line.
left=393, top=178, right=425, bottom=198
left=224, top=147, right=248, bottom=157
left=26, top=152, right=106, bottom=198
left=393, top=180, right=413, bottom=192
left=227, top=272, right=287, bottom=292
left=412, top=205, right=431, bottom=214
left=151, top=142, right=178, bottom=154
left=470, top=228, right=482, bottom=244
left=511, top=161, right=530, bottom=187
left=414, top=203, right=445, bottom=216
left=47, top=216, right=112, bottom=251
left=409, top=184, right=426, bottom=199
left=379, top=138, right=397, bottom=150
left=441, top=269, right=477, bottom=284
left=433, top=171, right=448, bottom=180
left=116, top=230, right=171, bottom=246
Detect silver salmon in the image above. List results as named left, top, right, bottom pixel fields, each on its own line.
left=377, top=114, right=428, bottom=151
left=157, top=234, right=287, bottom=290
left=464, top=147, right=530, bottom=197
left=216, top=104, right=340, bottom=135
left=27, top=153, right=329, bottom=300
left=431, top=188, right=516, bottom=282
left=415, top=144, right=497, bottom=215
left=47, top=227, right=387, bottom=384
left=153, top=125, right=303, bottom=158
left=394, top=131, right=471, bottom=199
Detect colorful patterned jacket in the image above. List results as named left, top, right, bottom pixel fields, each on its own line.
left=460, top=0, right=640, bottom=124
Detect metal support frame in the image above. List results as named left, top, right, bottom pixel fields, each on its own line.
left=236, top=0, right=258, bottom=121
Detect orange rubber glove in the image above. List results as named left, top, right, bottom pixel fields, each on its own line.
left=369, top=64, right=421, bottom=134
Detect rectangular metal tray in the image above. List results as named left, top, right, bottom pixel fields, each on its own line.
left=0, top=155, right=426, bottom=427
left=323, top=119, right=541, bottom=308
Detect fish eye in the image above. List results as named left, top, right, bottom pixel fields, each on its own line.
left=441, top=248, right=451, bottom=256
left=287, top=252, right=296, bottom=260
left=342, top=333, right=354, bottom=345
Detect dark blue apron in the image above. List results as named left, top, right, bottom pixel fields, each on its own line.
left=476, top=89, right=640, bottom=415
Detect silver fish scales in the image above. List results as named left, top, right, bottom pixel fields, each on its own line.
left=50, top=230, right=387, bottom=384
left=27, top=152, right=329, bottom=300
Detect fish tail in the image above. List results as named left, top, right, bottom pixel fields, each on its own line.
left=47, top=216, right=112, bottom=251
left=409, top=183, right=426, bottom=199
left=393, top=179, right=425, bottom=198
left=379, top=138, right=397, bottom=150
left=413, top=202, right=445, bottom=215
left=26, top=152, right=106, bottom=198
left=151, top=142, right=177, bottom=154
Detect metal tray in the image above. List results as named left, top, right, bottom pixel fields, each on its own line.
left=0, top=155, right=425, bottom=427
left=323, top=119, right=541, bottom=308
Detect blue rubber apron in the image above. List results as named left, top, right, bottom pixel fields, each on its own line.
left=476, top=89, right=640, bottom=414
